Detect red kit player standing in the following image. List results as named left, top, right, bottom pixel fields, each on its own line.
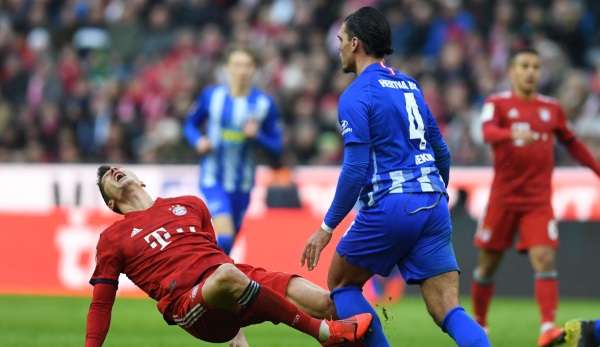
left=85, top=165, right=371, bottom=347
left=471, top=48, right=600, bottom=347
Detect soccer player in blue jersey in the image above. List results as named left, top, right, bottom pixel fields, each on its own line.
left=184, top=47, right=283, bottom=255
left=301, top=7, right=490, bottom=347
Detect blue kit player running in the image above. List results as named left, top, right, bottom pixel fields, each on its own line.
left=185, top=47, right=283, bottom=255
left=301, top=7, right=490, bottom=347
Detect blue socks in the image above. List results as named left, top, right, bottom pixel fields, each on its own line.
left=594, top=319, right=600, bottom=344
left=331, top=286, right=390, bottom=347
left=217, top=234, right=234, bottom=254
left=442, top=306, right=490, bottom=347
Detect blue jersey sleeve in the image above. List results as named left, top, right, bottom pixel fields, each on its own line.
left=323, top=142, right=370, bottom=230
left=184, top=88, right=211, bottom=147
left=424, top=107, right=451, bottom=186
left=256, top=99, right=283, bottom=155
left=338, top=91, right=371, bottom=145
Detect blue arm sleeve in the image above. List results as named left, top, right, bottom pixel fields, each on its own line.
left=183, top=90, right=210, bottom=147
left=425, top=108, right=451, bottom=187
left=323, top=143, right=370, bottom=230
left=255, top=101, right=283, bottom=155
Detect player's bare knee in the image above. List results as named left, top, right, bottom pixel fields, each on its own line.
left=210, top=264, right=248, bottom=294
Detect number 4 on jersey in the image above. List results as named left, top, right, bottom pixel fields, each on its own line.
left=404, top=92, right=427, bottom=150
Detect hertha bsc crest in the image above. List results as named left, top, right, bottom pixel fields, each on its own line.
left=170, top=205, right=188, bottom=216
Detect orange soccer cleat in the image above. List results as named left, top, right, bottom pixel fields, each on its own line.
left=322, top=313, right=373, bottom=346
left=537, top=326, right=565, bottom=347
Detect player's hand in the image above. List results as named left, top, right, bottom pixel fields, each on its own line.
left=301, top=227, right=332, bottom=271
left=229, top=329, right=249, bottom=347
left=511, top=127, right=536, bottom=145
left=243, top=119, right=259, bottom=139
left=195, top=138, right=212, bottom=155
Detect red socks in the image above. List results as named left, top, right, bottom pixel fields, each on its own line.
left=239, top=280, right=322, bottom=339
left=535, top=278, right=558, bottom=325
left=471, top=282, right=495, bottom=327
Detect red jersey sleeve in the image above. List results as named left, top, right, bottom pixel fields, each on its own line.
left=554, top=105, right=577, bottom=144
left=481, top=98, right=512, bottom=143
left=89, top=232, right=123, bottom=288
left=85, top=283, right=116, bottom=347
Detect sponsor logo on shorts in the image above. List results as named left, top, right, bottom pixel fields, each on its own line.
left=547, top=220, right=558, bottom=240
left=476, top=226, right=491, bottom=243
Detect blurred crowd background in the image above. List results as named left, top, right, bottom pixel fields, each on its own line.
left=1, top=0, right=600, bottom=166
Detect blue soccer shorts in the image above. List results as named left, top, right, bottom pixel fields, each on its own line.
left=200, top=184, right=250, bottom=233
left=336, top=192, right=459, bottom=284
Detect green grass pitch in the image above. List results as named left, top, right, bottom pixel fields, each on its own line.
left=1, top=295, right=598, bottom=346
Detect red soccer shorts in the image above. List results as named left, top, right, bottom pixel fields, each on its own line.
left=168, top=263, right=294, bottom=343
left=474, top=203, right=558, bottom=252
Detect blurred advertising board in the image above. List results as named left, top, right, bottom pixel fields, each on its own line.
left=0, top=165, right=598, bottom=296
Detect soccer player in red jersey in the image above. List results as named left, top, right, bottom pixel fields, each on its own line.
left=85, top=165, right=372, bottom=347
left=471, top=47, right=600, bottom=347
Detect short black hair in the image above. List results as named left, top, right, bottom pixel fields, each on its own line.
left=97, top=165, right=122, bottom=214
left=344, top=7, right=393, bottom=58
left=509, top=47, right=539, bottom=65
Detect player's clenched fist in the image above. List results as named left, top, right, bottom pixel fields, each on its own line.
left=195, top=137, right=212, bottom=155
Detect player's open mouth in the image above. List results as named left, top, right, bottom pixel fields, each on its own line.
left=114, top=172, right=126, bottom=182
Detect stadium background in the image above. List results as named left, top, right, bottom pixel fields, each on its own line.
left=1, top=0, right=600, bottom=346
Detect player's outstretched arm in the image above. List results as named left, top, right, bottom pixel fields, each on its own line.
left=301, top=143, right=370, bottom=270
left=555, top=110, right=600, bottom=177
left=563, top=137, right=600, bottom=177
left=85, top=283, right=117, bottom=347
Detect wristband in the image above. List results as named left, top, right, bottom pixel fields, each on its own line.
left=321, top=222, right=333, bottom=234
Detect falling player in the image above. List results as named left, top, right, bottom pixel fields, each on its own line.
left=301, top=7, right=490, bottom=347
left=85, top=165, right=371, bottom=347
left=471, top=47, right=600, bottom=347
left=184, top=47, right=283, bottom=255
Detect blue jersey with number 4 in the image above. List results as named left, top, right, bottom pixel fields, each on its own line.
left=339, top=62, right=446, bottom=208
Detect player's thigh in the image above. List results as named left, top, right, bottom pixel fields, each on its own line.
left=285, top=276, right=334, bottom=319
left=170, top=281, right=240, bottom=343
left=474, top=203, right=519, bottom=251
left=528, top=245, right=557, bottom=272
left=476, top=248, right=505, bottom=278
left=334, top=194, right=422, bottom=282
left=398, top=195, right=459, bottom=284
left=517, top=205, right=558, bottom=252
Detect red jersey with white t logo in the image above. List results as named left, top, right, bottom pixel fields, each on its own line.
left=89, top=195, right=232, bottom=314
left=481, top=91, right=575, bottom=207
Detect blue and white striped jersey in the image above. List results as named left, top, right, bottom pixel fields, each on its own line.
left=339, top=62, right=447, bottom=208
left=184, top=85, right=283, bottom=193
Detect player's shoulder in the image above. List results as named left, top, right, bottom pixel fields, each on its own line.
left=250, top=87, right=277, bottom=106
left=485, top=90, right=513, bottom=104
left=163, top=195, right=209, bottom=214
left=97, top=220, right=128, bottom=246
left=534, top=94, right=562, bottom=108
left=200, top=84, right=225, bottom=98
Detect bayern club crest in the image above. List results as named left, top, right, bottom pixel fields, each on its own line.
left=170, top=204, right=188, bottom=216
left=539, top=108, right=551, bottom=122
